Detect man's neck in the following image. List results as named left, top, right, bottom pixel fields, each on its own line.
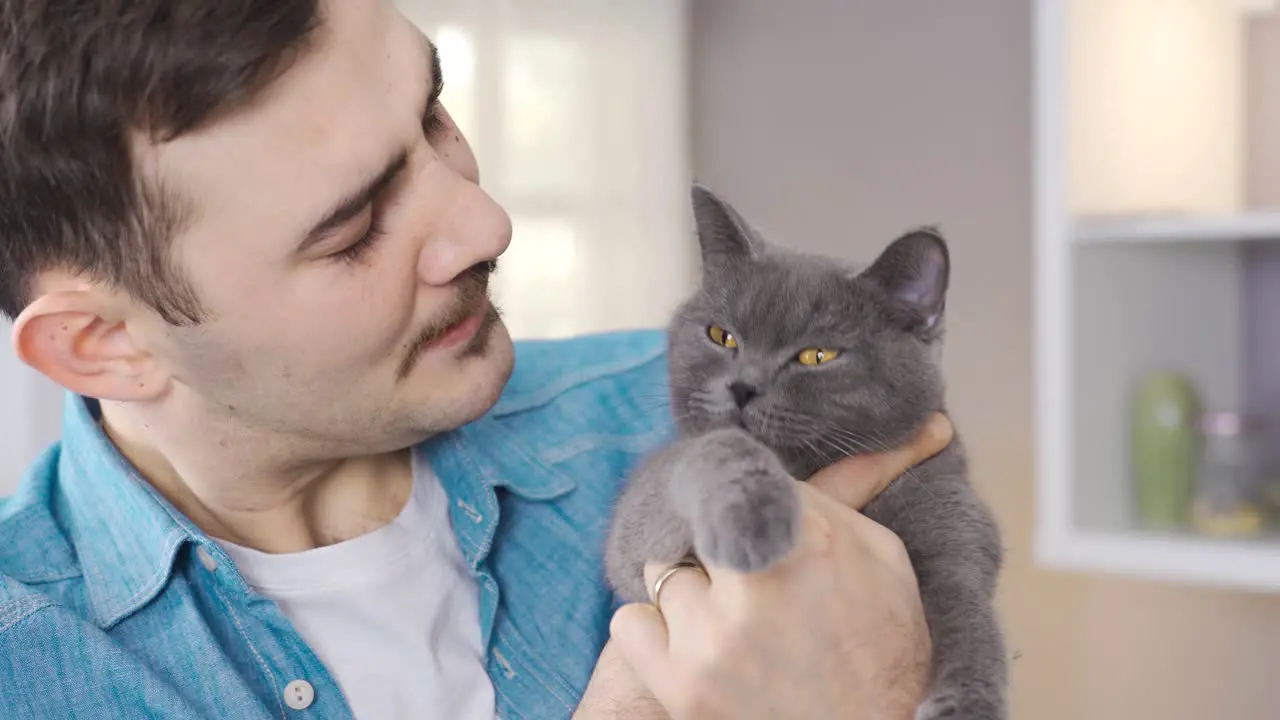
left=98, top=399, right=415, bottom=554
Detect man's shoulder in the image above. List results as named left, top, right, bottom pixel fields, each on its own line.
left=0, top=574, right=56, bottom=633
left=0, top=443, right=82, bottom=599
left=0, top=569, right=85, bottom=720
left=435, top=327, right=675, bottom=483
left=0, top=447, right=97, bottom=707
left=0, top=446, right=88, bottom=633
left=490, top=328, right=673, bottom=445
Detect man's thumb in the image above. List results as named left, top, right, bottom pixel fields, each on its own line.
left=807, top=412, right=953, bottom=510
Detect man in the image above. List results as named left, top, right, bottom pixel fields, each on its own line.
left=0, top=1, right=945, bottom=718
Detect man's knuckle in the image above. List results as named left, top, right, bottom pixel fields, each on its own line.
left=925, top=413, right=954, bottom=447
left=885, top=531, right=912, bottom=562
left=796, top=502, right=836, bottom=551
left=864, top=522, right=910, bottom=562
left=669, top=674, right=721, bottom=719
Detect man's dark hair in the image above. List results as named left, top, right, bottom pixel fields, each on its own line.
left=0, top=1, right=322, bottom=324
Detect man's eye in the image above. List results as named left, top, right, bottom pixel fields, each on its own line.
left=332, top=213, right=387, bottom=263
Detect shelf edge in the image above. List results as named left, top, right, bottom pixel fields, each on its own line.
left=1035, top=529, right=1280, bottom=595
left=1073, top=212, right=1280, bottom=245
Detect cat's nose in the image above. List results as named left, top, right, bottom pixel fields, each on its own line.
left=729, top=381, right=758, bottom=409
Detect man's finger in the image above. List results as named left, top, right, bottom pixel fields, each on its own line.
left=642, top=558, right=712, bottom=640
left=609, top=603, right=678, bottom=705
left=808, top=412, right=953, bottom=510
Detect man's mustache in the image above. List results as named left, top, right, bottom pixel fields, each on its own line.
left=397, top=259, right=497, bottom=379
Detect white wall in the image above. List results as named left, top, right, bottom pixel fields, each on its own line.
left=0, top=324, right=63, bottom=495
left=1069, top=0, right=1246, bottom=215
left=397, top=0, right=696, bottom=339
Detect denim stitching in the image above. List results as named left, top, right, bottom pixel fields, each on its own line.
left=493, top=682, right=527, bottom=720
left=0, top=597, right=53, bottom=634
left=214, top=584, right=286, bottom=720
left=99, top=529, right=186, bottom=630
left=499, top=633, right=577, bottom=704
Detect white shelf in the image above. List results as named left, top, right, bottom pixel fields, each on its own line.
left=1033, top=0, right=1280, bottom=594
left=1074, top=212, right=1280, bottom=245
left=1037, top=527, right=1280, bottom=595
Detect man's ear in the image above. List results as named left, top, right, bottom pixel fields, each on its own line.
left=13, top=289, right=168, bottom=402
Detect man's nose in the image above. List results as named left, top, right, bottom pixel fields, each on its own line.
left=417, top=182, right=512, bottom=287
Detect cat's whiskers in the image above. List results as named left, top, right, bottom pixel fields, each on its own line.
left=631, top=400, right=678, bottom=416
left=817, top=427, right=939, bottom=506
left=748, top=409, right=934, bottom=500
left=762, top=407, right=827, bottom=437
left=751, top=411, right=811, bottom=446
left=812, top=433, right=932, bottom=531
left=752, top=407, right=773, bottom=440
left=801, top=436, right=834, bottom=466
left=822, top=426, right=880, bottom=453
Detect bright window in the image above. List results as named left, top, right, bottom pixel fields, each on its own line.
left=396, top=0, right=695, bottom=339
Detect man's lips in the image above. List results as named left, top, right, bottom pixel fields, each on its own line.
left=396, top=260, right=497, bottom=380
left=426, top=298, right=489, bottom=351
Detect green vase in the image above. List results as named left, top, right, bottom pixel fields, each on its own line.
left=1132, top=372, right=1200, bottom=529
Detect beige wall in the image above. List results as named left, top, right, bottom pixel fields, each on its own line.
left=1249, top=12, right=1280, bottom=209
left=689, top=2, right=1280, bottom=718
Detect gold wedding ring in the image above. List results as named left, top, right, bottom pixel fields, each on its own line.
left=651, top=558, right=706, bottom=616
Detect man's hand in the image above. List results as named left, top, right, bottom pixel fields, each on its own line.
left=573, top=637, right=666, bottom=720
left=603, top=413, right=952, bottom=720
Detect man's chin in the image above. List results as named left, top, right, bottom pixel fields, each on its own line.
left=430, top=318, right=514, bottom=426
left=474, top=317, right=515, bottom=397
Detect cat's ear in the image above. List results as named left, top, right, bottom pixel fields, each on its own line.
left=859, top=226, right=950, bottom=338
left=691, top=183, right=766, bottom=272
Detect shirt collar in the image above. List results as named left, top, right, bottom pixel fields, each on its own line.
left=431, top=413, right=577, bottom=501
left=57, top=393, right=205, bottom=629
left=55, top=388, right=576, bottom=629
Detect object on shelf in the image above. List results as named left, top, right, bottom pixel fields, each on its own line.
left=1191, top=411, right=1266, bottom=538
left=1131, top=372, right=1201, bottom=529
left=1262, top=468, right=1280, bottom=522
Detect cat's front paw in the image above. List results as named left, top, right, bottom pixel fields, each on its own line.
left=668, top=428, right=802, bottom=573
left=915, top=687, right=1004, bottom=720
left=683, top=432, right=801, bottom=572
left=694, top=472, right=799, bottom=572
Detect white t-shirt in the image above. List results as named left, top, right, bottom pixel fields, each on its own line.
left=214, top=454, right=494, bottom=719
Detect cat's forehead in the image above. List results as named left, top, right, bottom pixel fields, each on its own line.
left=707, top=252, right=884, bottom=344
left=752, top=251, right=871, bottom=305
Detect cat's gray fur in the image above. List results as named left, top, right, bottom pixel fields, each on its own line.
left=604, top=185, right=1007, bottom=719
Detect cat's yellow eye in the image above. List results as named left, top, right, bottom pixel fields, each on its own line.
left=707, top=325, right=738, bottom=349
left=797, top=348, right=840, bottom=366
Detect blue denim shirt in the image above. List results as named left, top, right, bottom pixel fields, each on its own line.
left=0, top=329, right=674, bottom=719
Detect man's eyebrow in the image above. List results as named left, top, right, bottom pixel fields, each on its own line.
left=296, top=39, right=440, bottom=254
left=425, top=38, right=443, bottom=120
left=297, top=149, right=409, bottom=253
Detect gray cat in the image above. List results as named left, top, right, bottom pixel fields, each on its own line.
left=604, top=185, right=1007, bottom=719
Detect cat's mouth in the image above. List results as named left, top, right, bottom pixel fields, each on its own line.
left=682, top=397, right=806, bottom=450
left=740, top=408, right=835, bottom=455
left=734, top=409, right=790, bottom=448
left=700, top=408, right=762, bottom=439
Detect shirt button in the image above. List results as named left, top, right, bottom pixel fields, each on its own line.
left=196, top=546, right=217, bottom=572
left=284, top=679, right=314, bottom=710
